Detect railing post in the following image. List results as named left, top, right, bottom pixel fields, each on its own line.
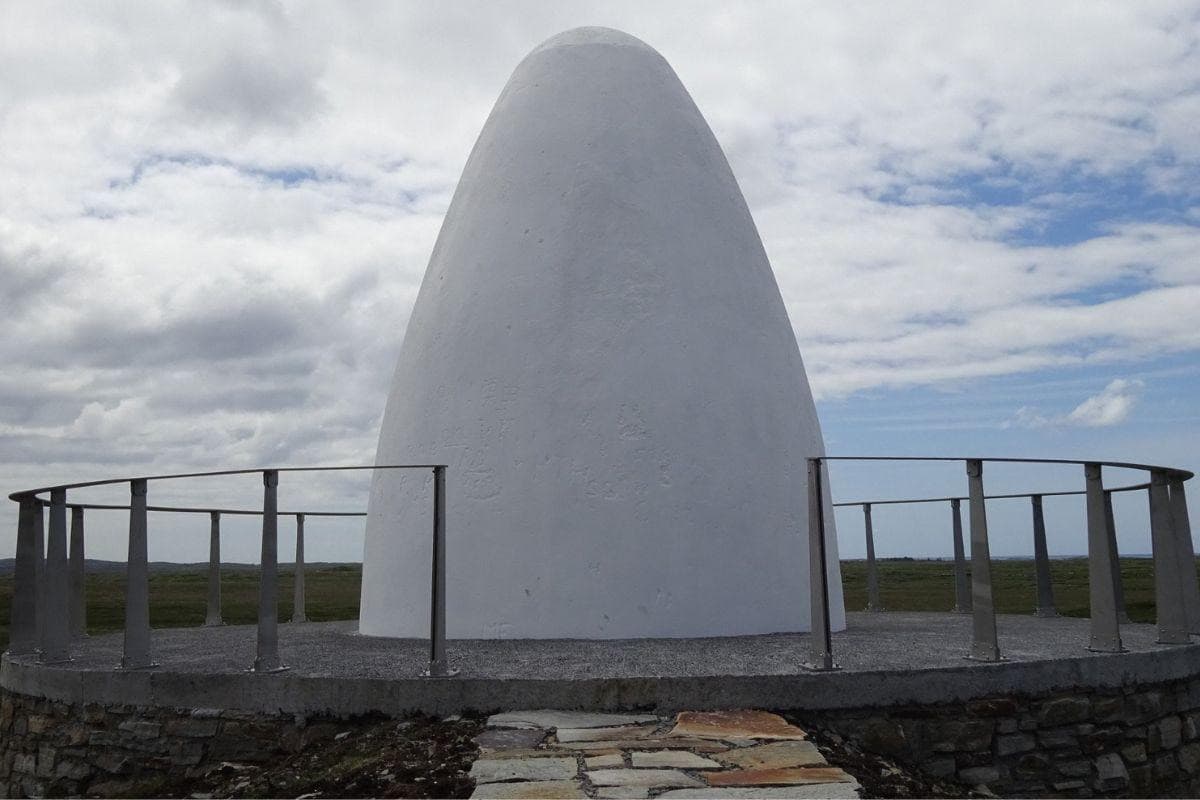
left=205, top=511, right=223, bottom=627
left=69, top=506, right=87, bottom=638
left=34, top=500, right=45, bottom=653
left=253, top=470, right=286, bottom=672
left=121, top=479, right=155, bottom=669
left=425, top=466, right=456, bottom=677
left=8, top=496, right=40, bottom=655
left=292, top=513, right=307, bottom=623
left=950, top=498, right=971, bottom=614
left=965, top=460, right=1001, bottom=661
left=39, top=488, right=72, bottom=663
left=1084, top=463, right=1124, bottom=653
left=804, top=458, right=838, bottom=671
left=863, top=503, right=882, bottom=611
left=1031, top=495, right=1058, bottom=618
left=1103, top=490, right=1130, bottom=623
left=1168, top=477, right=1200, bottom=633
left=1148, top=474, right=1189, bottom=644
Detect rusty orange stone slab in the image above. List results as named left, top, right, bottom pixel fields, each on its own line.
left=668, top=710, right=808, bottom=742
left=705, top=767, right=854, bottom=787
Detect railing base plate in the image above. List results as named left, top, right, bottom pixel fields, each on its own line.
left=37, top=656, right=74, bottom=666
left=422, top=668, right=461, bottom=678
left=249, top=664, right=291, bottom=674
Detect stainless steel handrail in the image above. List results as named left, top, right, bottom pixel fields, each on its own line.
left=833, top=481, right=1151, bottom=507
left=7, top=453, right=1196, bottom=681
left=805, top=455, right=1196, bottom=670
left=5, top=463, right=452, bottom=677
left=9, top=463, right=447, bottom=501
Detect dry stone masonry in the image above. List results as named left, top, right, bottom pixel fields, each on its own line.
left=8, top=677, right=1200, bottom=798
left=802, top=675, right=1200, bottom=797
left=0, top=690, right=325, bottom=798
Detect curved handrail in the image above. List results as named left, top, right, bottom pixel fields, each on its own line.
left=8, top=463, right=447, bottom=502
left=821, top=454, right=1193, bottom=481
left=63, top=503, right=364, bottom=517
left=833, top=481, right=1152, bottom=508
left=8, top=454, right=1196, bottom=678
left=5, top=461, right=450, bottom=674
left=800, top=452, right=1197, bottom=671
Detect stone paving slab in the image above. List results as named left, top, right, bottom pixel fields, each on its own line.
left=587, top=769, right=705, bottom=788
left=469, top=709, right=860, bottom=798
left=669, top=711, right=808, bottom=742
left=469, top=757, right=578, bottom=783
left=658, top=785, right=861, bottom=799
left=477, top=728, right=550, bottom=751
left=557, top=724, right=659, bottom=743
left=594, top=789, right=649, bottom=799
left=629, top=751, right=723, bottom=769
left=551, top=738, right=728, bottom=752
left=705, top=766, right=855, bottom=787
left=470, top=780, right=587, bottom=799
left=483, top=748, right=572, bottom=760
left=714, top=740, right=826, bottom=770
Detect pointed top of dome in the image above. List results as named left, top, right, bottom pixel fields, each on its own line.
left=530, top=26, right=658, bottom=57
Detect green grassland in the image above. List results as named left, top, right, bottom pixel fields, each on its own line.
left=0, top=558, right=1191, bottom=652
left=839, top=557, right=1161, bottom=622
left=0, top=564, right=361, bottom=652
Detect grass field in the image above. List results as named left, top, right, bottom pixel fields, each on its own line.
left=0, top=564, right=361, bottom=652
left=0, top=558, right=1191, bottom=652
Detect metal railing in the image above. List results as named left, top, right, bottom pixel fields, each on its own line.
left=805, top=456, right=1197, bottom=670
left=5, top=464, right=454, bottom=676
left=5, top=455, right=1196, bottom=679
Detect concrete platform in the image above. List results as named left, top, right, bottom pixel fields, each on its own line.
left=4, top=613, right=1198, bottom=716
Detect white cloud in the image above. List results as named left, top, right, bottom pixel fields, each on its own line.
left=1, top=2, right=1199, bottom=558
left=1007, top=378, right=1145, bottom=429
left=1065, top=378, right=1145, bottom=427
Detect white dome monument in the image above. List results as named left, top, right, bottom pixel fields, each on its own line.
left=359, top=27, right=844, bottom=639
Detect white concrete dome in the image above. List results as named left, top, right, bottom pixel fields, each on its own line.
left=359, top=27, right=845, bottom=639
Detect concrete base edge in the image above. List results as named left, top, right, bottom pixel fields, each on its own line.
left=5, top=641, right=1200, bottom=716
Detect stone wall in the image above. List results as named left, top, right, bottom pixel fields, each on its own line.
left=0, top=689, right=338, bottom=798
left=8, top=675, right=1200, bottom=798
left=802, top=676, right=1200, bottom=797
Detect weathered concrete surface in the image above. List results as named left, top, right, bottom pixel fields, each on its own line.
left=3, top=613, right=1198, bottom=716
left=361, top=24, right=842, bottom=640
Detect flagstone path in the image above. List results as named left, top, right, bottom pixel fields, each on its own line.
left=469, top=709, right=861, bottom=799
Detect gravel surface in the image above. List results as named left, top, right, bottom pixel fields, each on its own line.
left=43, top=611, right=1172, bottom=679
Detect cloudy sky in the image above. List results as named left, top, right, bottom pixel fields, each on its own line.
left=2, top=1, right=1198, bottom=565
